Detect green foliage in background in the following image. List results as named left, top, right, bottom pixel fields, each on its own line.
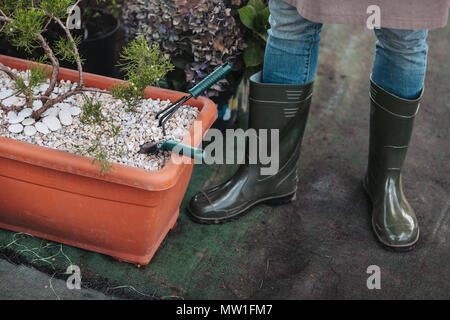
left=238, top=0, right=270, bottom=71
left=4, top=8, right=47, bottom=53
left=53, top=36, right=84, bottom=64
left=124, top=0, right=245, bottom=97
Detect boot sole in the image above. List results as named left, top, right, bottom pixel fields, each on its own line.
left=362, top=179, right=419, bottom=252
left=187, top=192, right=296, bottom=225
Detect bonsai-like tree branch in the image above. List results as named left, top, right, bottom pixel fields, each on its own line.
left=37, top=33, right=60, bottom=102
left=0, top=4, right=81, bottom=117
left=0, top=1, right=173, bottom=125
left=53, top=17, right=83, bottom=88
left=32, top=87, right=110, bottom=119
left=0, top=3, right=109, bottom=118
left=0, top=65, right=17, bottom=81
left=50, top=0, right=83, bottom=88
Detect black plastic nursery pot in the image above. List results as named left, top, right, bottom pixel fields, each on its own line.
left=78, top=8, right=121, bottom=77
left=0, top=8, right=120, bottom=78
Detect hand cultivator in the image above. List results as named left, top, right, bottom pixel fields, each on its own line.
left=139, top=62, right=233, bottom=160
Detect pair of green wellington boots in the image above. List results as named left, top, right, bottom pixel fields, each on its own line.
left=188, top=72, right=422, bottom=250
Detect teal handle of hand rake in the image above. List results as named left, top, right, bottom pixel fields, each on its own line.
left=163, top=140, right=205, bottom=161
left=188, top=62, right=233, bottom=98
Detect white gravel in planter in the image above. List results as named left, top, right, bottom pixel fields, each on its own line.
left=0, top=65, right=199, bottom=171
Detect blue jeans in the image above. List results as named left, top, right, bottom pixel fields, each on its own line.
left=263, top=0, right=429, bottom=99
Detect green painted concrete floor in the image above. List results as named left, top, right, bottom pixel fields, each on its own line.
left=0, top=24, right=449, bottom=300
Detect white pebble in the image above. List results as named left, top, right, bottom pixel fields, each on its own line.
left=33, top=100, right=43, bottom=111
left=42, top=107, right=60, bottom=117
left=70, top=106, right=81, bottom=116
left=8, top=123, right=23, bottom=133
left=22, top=118, right=36, bottom=126
left=18, top=108, right=33, bottom=118
left=24, top=125, right=37, bottom=136
left=3, top=96, right=23, bottom=107
left=7, top=111, right=17, bottom=120
left=42, top=116, right=62, bottom=131
left=0, top=89, right=13, bottom=100
left=57, top=103, right=72, bottom=112
left=59, top=109, right=73, bottom=126
left=8, top=114, right=25, bottom=124
left=39, top=83, right=49, bottom=93
left=35, top=122, right=50, bottom=134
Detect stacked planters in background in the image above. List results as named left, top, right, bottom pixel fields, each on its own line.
left=0, top=0, right=122, bottom=77
left=123, top=0, right=248, bottom=130
left=74, top=6, right=121, bottom=77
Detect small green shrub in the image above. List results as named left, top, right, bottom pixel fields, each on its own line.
left=80, top=98, right=104, bottom=125
left=111, top=36, right=174, bottom=112
left=238, top=0, right=270, bottom=71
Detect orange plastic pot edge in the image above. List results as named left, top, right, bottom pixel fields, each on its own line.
left=0, top=55, right=218, bottom=191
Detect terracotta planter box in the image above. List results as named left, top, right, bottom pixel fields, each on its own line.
left=0, top=55, right=217, bottom=265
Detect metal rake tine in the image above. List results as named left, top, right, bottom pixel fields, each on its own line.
left=158, top=95, right=192, bottom=128
left=156, top=96, right=185, bottom=119
left=159, top=102, right=186, bottom=135
left=160, top=103, right=186, bottom=135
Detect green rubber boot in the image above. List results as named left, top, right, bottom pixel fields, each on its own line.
left=188, top=72, right=313, bottom=224
left=364, top=79, right=423, bottom=250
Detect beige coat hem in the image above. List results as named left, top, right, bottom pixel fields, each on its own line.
left=282, top=0, right=449, bottom=30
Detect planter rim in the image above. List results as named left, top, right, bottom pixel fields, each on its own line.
left=0, top=55, right=217, bottom=192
